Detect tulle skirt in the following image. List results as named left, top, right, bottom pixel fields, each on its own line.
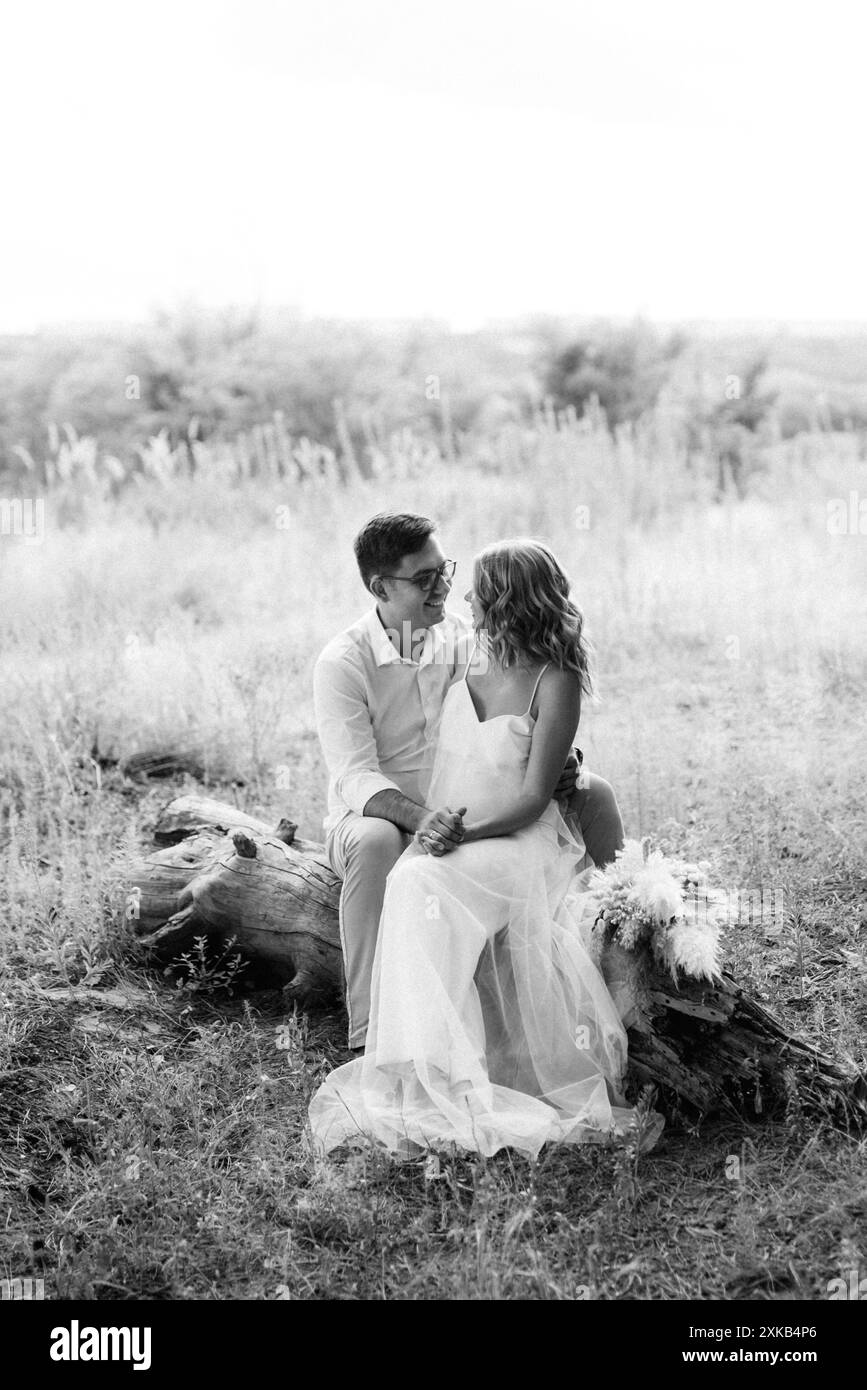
left=308, top=805, right=661, bottom=1160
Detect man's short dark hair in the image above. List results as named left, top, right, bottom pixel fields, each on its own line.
left=354, top=512, right=437, bottom=590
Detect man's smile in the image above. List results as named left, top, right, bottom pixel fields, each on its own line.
left=423, top=587, right=449, bottom=612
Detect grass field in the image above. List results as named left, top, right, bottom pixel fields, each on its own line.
left=2, top=417, right=867, bottom=1300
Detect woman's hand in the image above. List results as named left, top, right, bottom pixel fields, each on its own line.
left=415, top=806, right=467, bottom=857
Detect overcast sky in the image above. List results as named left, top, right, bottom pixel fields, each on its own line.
left=2, top=0, right=866, bottom=331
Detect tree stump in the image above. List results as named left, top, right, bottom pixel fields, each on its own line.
left=126, top=795, right=867, bottom=1123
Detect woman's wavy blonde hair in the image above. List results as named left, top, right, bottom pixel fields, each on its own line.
left=472, top=539, right=594, bottom=698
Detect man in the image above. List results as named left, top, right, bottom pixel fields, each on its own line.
left=313, top=511, right=625, bottom=1050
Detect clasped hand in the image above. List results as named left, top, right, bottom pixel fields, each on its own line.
left=415, top=806, right=467, bottom=857
left=414, top=752, right=580, bottom=856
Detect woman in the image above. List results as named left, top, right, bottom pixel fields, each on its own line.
left=308, top=539, right=662, bottom=1159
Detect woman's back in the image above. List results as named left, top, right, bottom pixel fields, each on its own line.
left=426, top=658, right=550, bottom=822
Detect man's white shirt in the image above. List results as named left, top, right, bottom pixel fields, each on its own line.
left=313, top=607, right=473, bottom=837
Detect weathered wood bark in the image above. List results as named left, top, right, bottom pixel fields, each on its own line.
left=623, top=974, right=865, bottom=1120
left=128, top=795, right=867, bottom=1123
left=130, top=796, right=342, bottom=1003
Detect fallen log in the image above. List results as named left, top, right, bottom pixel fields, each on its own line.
left=126, top=795, right=867, bottom=1123
left=129, top=801, right=342, bottom=1004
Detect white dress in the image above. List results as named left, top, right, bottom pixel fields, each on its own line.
left=308, top=664, right=654, bottom=1160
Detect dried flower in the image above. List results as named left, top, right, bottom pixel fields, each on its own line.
left=578, top=838, right=723, bottom=983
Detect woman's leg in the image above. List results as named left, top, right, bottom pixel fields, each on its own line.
left=370, top=845, right=510, bottom=1072
left=566, top=773, right=624, bottom=868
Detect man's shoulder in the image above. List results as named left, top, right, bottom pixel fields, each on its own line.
left=315, top=611, right=376, bottom=670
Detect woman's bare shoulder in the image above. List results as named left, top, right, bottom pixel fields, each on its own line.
left=534, top=664, right=581, bottom=713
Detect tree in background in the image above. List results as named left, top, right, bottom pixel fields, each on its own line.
left=687, top=355, right=779, bottom=497
left=542, top=320, right=687, bottom=429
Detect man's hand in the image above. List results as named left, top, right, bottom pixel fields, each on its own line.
left=415, top=806, right=467, bottom=857
left=554, top=748, right=583, bottom=800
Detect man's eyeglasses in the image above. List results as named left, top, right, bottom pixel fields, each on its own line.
left=378, top=560, right=457, bottom=592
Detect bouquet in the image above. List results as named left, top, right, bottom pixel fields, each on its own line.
left=582, top=839, right=726, bottom=984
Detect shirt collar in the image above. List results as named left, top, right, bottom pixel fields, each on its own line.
left=364, top=607, right=450, bottom=668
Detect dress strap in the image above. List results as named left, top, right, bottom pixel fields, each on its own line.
left=525, top=661, right=551, bottom=715
left=460, top=637, right=479, bottom=682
